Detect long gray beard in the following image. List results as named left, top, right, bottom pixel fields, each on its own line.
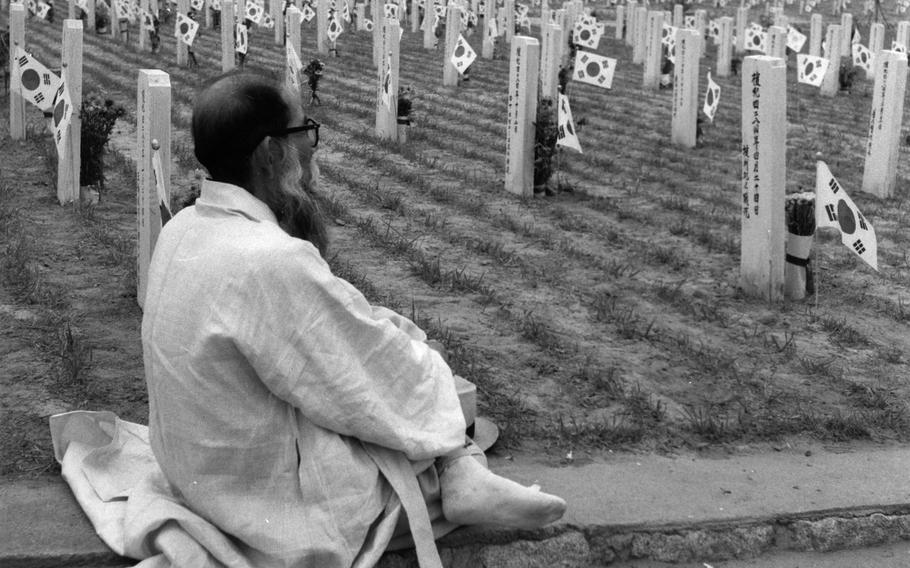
left=266, top=157, right=329, bottom=257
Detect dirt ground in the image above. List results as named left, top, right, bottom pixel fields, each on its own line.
left=5, top=2, right=910, bottom=482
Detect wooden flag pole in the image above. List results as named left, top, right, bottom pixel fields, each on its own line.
left=136, top=69, right=171, bottom=309
left=9, top=2, right=26, bottom=141
left=504, top=35, right=539, bottom=197
left=59, top=19, right=84, bottom=205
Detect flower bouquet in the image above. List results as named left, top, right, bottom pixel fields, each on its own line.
left=784, top=192, right=815, bottom=300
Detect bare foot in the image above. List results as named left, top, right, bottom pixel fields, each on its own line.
left=440, top=456, right=567, bottom=529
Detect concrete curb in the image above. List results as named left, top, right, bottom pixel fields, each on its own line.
left=5, top=504, right=910, bottom=567
left=378, top=505, right=910, bottom=567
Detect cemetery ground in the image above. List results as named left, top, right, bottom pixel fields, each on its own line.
left=6, top=2, right=910, bottom=486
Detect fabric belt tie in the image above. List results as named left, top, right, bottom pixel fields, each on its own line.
left=362, top=443, right=443, bottom=568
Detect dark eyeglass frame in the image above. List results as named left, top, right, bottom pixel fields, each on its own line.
left=267, top=117, right=320, bottom=148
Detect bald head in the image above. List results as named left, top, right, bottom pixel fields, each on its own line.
left=192, top=70, right=295, bottom=186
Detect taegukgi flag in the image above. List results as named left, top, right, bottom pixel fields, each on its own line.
left=815, top=161, right=878, bottom=271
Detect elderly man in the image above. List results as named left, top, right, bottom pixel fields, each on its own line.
left=141, top=70, right=566, bottom=567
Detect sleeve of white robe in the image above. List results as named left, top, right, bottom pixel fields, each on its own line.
left=224, top=236, right=467, bottom=462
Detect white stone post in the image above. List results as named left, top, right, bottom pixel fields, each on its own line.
left=672, top=2, right=682, bottom=27
left=767, top=25, right=786, bottom=59
left=411, top=0, right=420, bottom=31
left=221, top=0, right=235, bottom=70
left=177, top=0, right=189, bottom=66
left=897, top=21, right=910, bottom=51
left=839, top=11, right=852, bottom=56
left=868, top=22, right=883, bottom=80
left=809, top=13, right=822, bottom=57
left=111, top=0, right=121, bottom=41
left=615, top=4, right=624, bottom=39
left=204, top=0, right=213, bottom=28
left=504, top=0, right=514, bottom=43
left=287, top=6, right=302, bottom=55
left=9, top=2, right=25, bottom=141
left=58, top=19, right=84, bottom=205
left=625, top=0, right=636, bottom=46
left=735, top=6, right=747, bottom=54
left=273, top=0, right=285, bottom=43
left=740, top=55, right=786, bottom=302
left=632, top=5, right=647, bottom=64
left=820, top=24, right=841, bottom=96
left=643, top=10, right=664, bottom=89
left=861, top=50, right=907, bottom=198
left=539, top=22, right=561, bottom=101
left=136, top=69, right=171, bottom=309
left=504, top=36, right=539, bottom=197
left=717, top=16, right=733, bottom=77
left=443, top=5, right=462, bottom=86
left=85, top=0, right=95, bottom=32
left=376, top=17, right=400, bottom=139
left=426, top=0, right=438, bottom=50
left=671, top=28, right=699, bottom=148
left=317, top=0, right=329, bottom=53
left=482, top=0, right=496, bottom=56
left=694, top=8, right=706, bottom=56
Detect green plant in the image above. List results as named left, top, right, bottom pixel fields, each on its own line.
left=80, top=94, right=126, bottom=190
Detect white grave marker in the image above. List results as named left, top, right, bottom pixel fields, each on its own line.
left=861, top=50, right=908, bottom=198
left=504, top=36, right=539, bottom=197
left=735, top=6, right=747, bottom=54
left=867, top=22, right=883, bottom=80
left=9, top=2, right=26, bottom=141
left=136, top=69, right=171, bottom=308
left=643, top=10, right=664, bottom=89
left=376, top=17, right=400, bottom=139
left=540, top=22, right=562, bottom=100
left=809, top=13, right=822, bottom=56
left=59, top=19, right=83, bottom=205
left=740, top=56, right=786, bottom=302
left=632, top=5, right=647, bottom=64
left=767, top=25, right=786, bottom=59
left=820, top=23, right=841, bottom=96
left=444, top=5, right=462, bottom=85
left=671, top=28, right=699, bottom=147
left=222, top=0, right=236, bottom=70
left=717, top=16, right=733, bottom=77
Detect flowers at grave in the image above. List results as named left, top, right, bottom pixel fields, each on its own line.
left=572, top=50, right=617, bottom=89
left=784, top=192, right=816, bottom=299
left=397, top=84, right=414, bottom=125
left=702, top=71, right=720, bottom=123
left=797, top=53, right=829, bottom=86
left=302, top=59, right=325, bottom=105
left=80, top=94, right=126, bottom=189
left=815, top=161, right=878, bottom=271
left=556, top=93, right=582, bottom=153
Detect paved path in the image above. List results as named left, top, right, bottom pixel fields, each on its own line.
left=3, top=443, right=910, bottom=567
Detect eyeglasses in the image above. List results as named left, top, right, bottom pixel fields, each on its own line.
left=267, top=117, right=320, bottom=148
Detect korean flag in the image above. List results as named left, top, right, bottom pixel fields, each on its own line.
left=235, top=22, right=249, bottom=54
left=262, top=11, right=275, bottom=28
left=176, top=12, right=200, bottom=46
left=574, top=18, right=601, bottom=49
left=683, top=14, right=695, bottom=29
left=450, top=33, right=476, bottom=74
left=210, top=0, right=221, bottom=11
left=13, top=47, right=62, bottom=112
left=114, top=0, right=131, bottom=21
left=852, top=42, right=873, bottom=73
left=787, top=25, right=807, bottom=52
left=245, top=0, right=264, bottom=24
left=302, top=3, right=316, bottom=21
left=573, top=50, right=616, bottom=89
left=661, top=23, right=677, bottom=47
left=51, top=81, right=73, bottom=159
left=708, top=19, right=721, bottom=45
left=702, top=71, right=720, bottom=122
left=892, top=40, right=907, bottom=54
left=36, top=1, right=52, bottom=20
left=556, top=93, right=582, bottom=153
left=384, top=2, right=398, bottom=18
left=341, top=2, right=350, bottom=22
left=327, top=14, right=343, bottom=42
left=815, top=161, right=878, bottom=271
left=190, top=0, right=205, bottom=11
left=364, top=18, right=374, bottom=31
left=745, top=25, right=766, bottom=52
left=797, top=53, right=829, bottom=86
left=381, top=54, right=393, bottom=110
left=26, top=0, right=37, bottom=15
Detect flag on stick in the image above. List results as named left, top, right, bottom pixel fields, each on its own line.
left=815, top=161, right=878, bottom=270
left=556, top=93, right=582, bottom=153
left=703, top=71, right=720, bottom=122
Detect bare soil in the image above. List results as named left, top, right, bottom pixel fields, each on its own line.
left=4, top=1, right=910, bottom=481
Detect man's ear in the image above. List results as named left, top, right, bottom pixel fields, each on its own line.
left=251, top=135, right=287, bottom=175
